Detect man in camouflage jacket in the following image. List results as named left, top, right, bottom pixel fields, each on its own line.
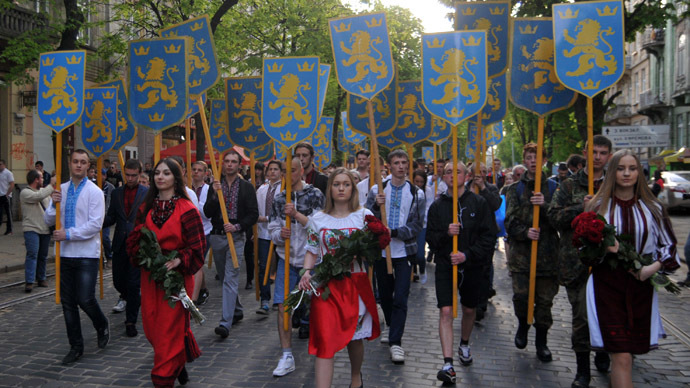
left=504, top=143, right=559, bottom=363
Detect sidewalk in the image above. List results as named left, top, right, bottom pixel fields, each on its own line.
left=0, top=224, right=31, bottom=273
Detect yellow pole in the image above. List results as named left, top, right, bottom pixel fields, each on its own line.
left=198, top=95, right=239, bottom=269
left=97, top=158, right=104, bottom=300
left=451, top=125, right=459, bottom=319
left=283, top=152, right=293, bottom=332
left=491, top=146, right=497, bottom=185
left=527, top=117, right=545, bottom=324
left=154, top=134, right=161, bottom=164
left=587, top=97, right=594, bottom=195
left=407, top=144, right=414, bottom=179
left=251, top=151, right=260, bottom=301
left=118, top=151, right=125, bottom=171
left=185, top=117, right=192, bottom=187
left=55, top=132, right=62, bottom=304
left=207, top=249, right=213, bottom=269
left=264, top=178, right=285, bottom=286
left=367, top=101, right=393, bottom=274
left=369, top=138, right=375, bottom=188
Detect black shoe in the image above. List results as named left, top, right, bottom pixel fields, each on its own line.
left=594, top=351, right=610, bottom=373
left=298, top=324, right=310, bottom=339
left=97, top=321, right=110, bottom=349
left=215, top=325, right=229, bottom=339
left=196, top=289, right=209, bottom=306
left=475, top=308, right=485, bottom=322
left=232, top=313, right=244, bottom=325
left=37, top=280, right=48, bottom=287
left=488, top=288, right=496, bottom=298
left=61, top=347, right=83, bottom=365
left=678, top=279, right=690, bottom=287
left=535, top=327, right=552, bottom=362
left=25, top=283, right=33, bottom=293
left=437, top=365, right=457, bottom=384
left=572, top=352, right=591, bottom=388
left=515, top=320, right=530, bottom=349
left=245, top=281, right=253, bottom=290
left=125, top=324, right=138, bottom=337
left=177, top=366, right=189, bottom=385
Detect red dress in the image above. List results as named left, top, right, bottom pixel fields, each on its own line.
left=129, top=198, right=206, bottom=387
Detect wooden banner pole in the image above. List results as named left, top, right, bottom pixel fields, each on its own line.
left=197, top=95, right=239, bottom=269
left=55, top=132, right=62, bottom=304
left=283, top=152, right=293, bottom=332
left=407, top=144, right=414, bottom=179
left=118, top=151, right=125, bottom=171
left=367, top=100, right=393, bottom=274
left=264, top=178, right=285, bottom=286
left=251, top=151, right=260, bottom=301
left=527, top=117, right=545, bottom=324
left=451, top=125, right=459, bottom=319
left=587, top=97, right=594, bottom=195
left=185, top=117, right=192, bottom=186
left=97, top=158, right=104, bottom=300
left=369, top=138, right=375, bottom=188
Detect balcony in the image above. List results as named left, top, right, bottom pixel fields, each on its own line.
left=638, top=90, right=670, bottom=122
left=641, top=28, right=665, bottom=56
left=0, top=5, right=47, bottom=40
left=625, top=55, right=632, bottom=71
left=604, top=104, right=633, bottom=122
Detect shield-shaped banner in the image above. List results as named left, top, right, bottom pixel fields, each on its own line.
left=336, top=123, right=352, bottom=154
left=254, top=141, right=274, bottom=162
left=329, top=12, right=395, bottom=101
left=317, top=64, right=331, bottom=120
left=484, top=121, right=503, bottom=147
left=422, top=31, right=488, bottom=126
left=99, top=79, right=136, bottom=151
left=276, top=142, right=289, bottom=162
left=225, top=77, right=273, bottom=151
left=379, top=130, right=404, bottom=151
left=160, top=15, right=220, bottom=97
left=392, top=80, right=432, bottom=145
left=478, top=73, right=506, bottom=126
left=81, top=87, right=118, bottom=157
left=455, top=1, right=510, bottom=77
left=128, top=38, right=189, bottom=133
left=187, top=93, right=207, bottom=119
left=38, top=50, right=86, bottom=133
left=510, top=18, right=578, bottom=117
left=262, top=57, right=320, bottom=148
left=553, top=0, right=625, bottom=98
left=347, top=69, right=397, bottom=136
left=467, top=120, right=479, bottom=156
left=342, top=112, right=367, bottom=145
left=209, top=99, right=232, bottom=152
left=422, top=146, right=434, bottom=164
left=429, top=116, right=451, bottom=145
left=305, top=116, right=334, bottom=170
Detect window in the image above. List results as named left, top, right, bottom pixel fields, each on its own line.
left=627, top=81, right=633, bottom=105
left=678, top=34, right=687, bottom=80
left=34, top=0, right=48, bottom=13
left=77, top=0, right=92, bottom=46
left=678, top=114, right=686, bottom=148
left=634, top=73, right=639, bottom=103
left=641, top=68, right=647, bottom=92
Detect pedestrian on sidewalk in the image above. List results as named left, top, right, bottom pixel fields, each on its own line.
left=103, top=159, right=147, bottom=337
left=20, top=169, right=55, bottom=292
left=44, top=149, right=109, bottom=365
left=0, top=158, right=15, bottom=235
left=426, top=161, right=497, bottom=384
left=584, top=149, right=680, bottom=388
left=126, top=158, right=206, bottom=388
left=269, top=157, right=325, bottom=377
left=504, top=143, right=560, bottom=363
left=412, top=170, right=433, bottom=284
left=190, top=161, right=211, bottom=307
left=299, top=168, right=380, bottom=388
left=366, top=149, right=425, bottom=364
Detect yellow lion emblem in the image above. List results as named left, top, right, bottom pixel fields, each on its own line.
left=189, top=39, right=210, bottom=75
left=41, top=66, right=79, bottom=115
left=231, top=92, right=261, bottom=133
left=485, top=80, right=501, bottom=112
left=397, top=93, right=426, bottom=129
left=562, top=19, right=617, bottom=76
left=429, top=48, right=480, bottom=105
left=472, top=18, right=502, bottom=62
left=312, top=123, right=330, bottom=148
left=212, top=109, right=228, bottom=140
left=340, top=30, right=389, bottom=83
left=355, top=94, right=390, bottom=120
left=84, top=100, right=112, bottom=143
left=268, top=73, right=312, bottom=128
left=520, top=37, right=564, bottom=91
left=136, top=57, right=179, bottom=109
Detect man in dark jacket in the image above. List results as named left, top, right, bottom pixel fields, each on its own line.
left=427, top=161, right=497, bottom=384
left=103, top=159, right=147, bottom=337
left=204, top=150, right=259, bottom=338
left=294, top=143, right=328, bottom=194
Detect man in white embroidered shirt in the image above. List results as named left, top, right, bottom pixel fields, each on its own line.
left=44, top=149, right=109, bottom=366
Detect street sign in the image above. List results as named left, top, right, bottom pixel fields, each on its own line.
left=603, top=125, right=670, bottom=148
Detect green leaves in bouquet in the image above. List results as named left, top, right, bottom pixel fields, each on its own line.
left=137, top=227, right=185, bottom=306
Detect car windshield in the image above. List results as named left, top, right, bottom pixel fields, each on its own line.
left=666, top=173, right=690, bottom=183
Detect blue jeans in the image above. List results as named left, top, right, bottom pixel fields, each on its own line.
left=102, top=227, right=112, bottom=259
left=257, top=238, right=272, bottom=303
left=60, top=257, right=108, bottom=350
left=416, top=228, right=427, bottom=275
left=24, top=231, right=50, bottom=284
left=374, top=255, right=413, bottom=346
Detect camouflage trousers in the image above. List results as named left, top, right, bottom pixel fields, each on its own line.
left=566, top=283, right=591, bottom=353
left=510, top=272, right=558, bottom=329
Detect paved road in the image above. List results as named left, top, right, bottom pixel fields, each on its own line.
left=1, top=232, right=690, bottom=387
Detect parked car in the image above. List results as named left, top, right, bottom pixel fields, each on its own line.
left=653, top=171, right=690, bottom=210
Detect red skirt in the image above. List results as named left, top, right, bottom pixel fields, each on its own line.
left=309, top=272, right=380, bottom=358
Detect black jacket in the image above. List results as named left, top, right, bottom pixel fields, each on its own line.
left=103, top=184, right=148, bottom=254
left=426, top=190, right=497, bottom=270
left=306, top=167, right=328, bottom=195
left=204, top=177, right=258, bottom=233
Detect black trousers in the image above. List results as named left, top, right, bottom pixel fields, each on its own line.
left=112, top=248, right=141, bottom=324
left=0, top=195, right=11, bottom=233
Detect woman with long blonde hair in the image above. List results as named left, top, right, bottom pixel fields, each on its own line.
left=584, top=150, right=680, bottom=388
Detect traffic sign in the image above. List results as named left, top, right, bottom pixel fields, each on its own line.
left=603, top=125, right=670, bottom=148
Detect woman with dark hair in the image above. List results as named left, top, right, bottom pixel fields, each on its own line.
left=299, top=167, right=380, bottom=388
left=127, top=158, right=206, bottom=388
left=584, top=150, right=680, bottom=388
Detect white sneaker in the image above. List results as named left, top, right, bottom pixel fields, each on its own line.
left=112, top=298, right=126, bottom=313
left=390, top=345, right=405, bottom=363
left=272, top=354, right=295, bottom=377
left=420, top=273, right=428, bottom=284
left=458, top=344, right=473, bottom=366
left=380, top=328, right=389, bottom=343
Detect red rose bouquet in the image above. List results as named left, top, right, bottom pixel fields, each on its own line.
left=284, top=215, right=390, bottom=312
left=572, top=211, right=680, bottom=294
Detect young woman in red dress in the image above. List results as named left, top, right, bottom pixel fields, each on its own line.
left=299, top=168, right=380, bottom=388
left=127, top=158, right=206, bottom=388
left=585, top=150, right=680, bottom=388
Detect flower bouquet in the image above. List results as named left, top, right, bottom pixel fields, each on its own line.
left=132, top=227, right=206, bottom=324
left=571, top=211, right=680, bottom=294
left=284, top=215, right=391, bottom=312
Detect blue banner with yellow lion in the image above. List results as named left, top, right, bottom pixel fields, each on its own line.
left=393, top=80, right=432, bottom=145
left=225, top=77, right=273, bottom=151
left=187, top=93, right=206, bottom=119
left=484, top=121, right=503, bottom=147
left=477, top=73, right=506, bottom=126
left=341, top=112, right=367, bottom=145
left=428, top=116, right=451, bottom=145
left=99, top=79, right=136, bottom=151
left=379, top=129, right=404, bottom=151
left=305, top=116, right=333, bottom=170
left=553, top=0, right=625, bottom=98
left=347, top=69, right=397, bottom=137
left=422, top=146, right=434, bottom=164
left=128, top=38, right=189, bottom=133
left=209, top=99, right=232, bottom=152
left=38, top=50, right=86, bottom=133
left=254, top=141, right=275, bottom=162
left=329, top=12, right=394, bottom=101
left=318, top=64, right=331, bottom=120
left=455, top=1, right=510, bottom=78
left=81, top=87, right=118, bottom=157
